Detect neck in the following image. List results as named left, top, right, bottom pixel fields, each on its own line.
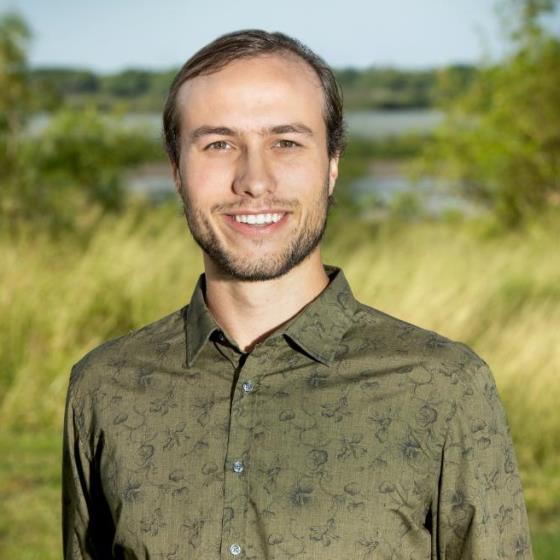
left=202, top=249, right=329, bottom=352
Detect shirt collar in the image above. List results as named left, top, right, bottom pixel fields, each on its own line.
left=281, top=265, right=358, bottom=365
left=184, top=273, right=221, bottom=367
left=185, top=265, right=358, bottom=367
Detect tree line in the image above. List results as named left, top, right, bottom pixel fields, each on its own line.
left=29, top=65, right=477, bottom=112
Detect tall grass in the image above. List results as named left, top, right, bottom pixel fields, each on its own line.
left=1, top=201, right=559, bottom=556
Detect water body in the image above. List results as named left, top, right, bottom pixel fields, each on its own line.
left=122, top=109, right=444, bottom=140
left=31, top=110, right=481, bottom=216
left=346, top=109, right=443, bottom=139
left=28, top=109, right=444, bottom=139
left=127, top=160, right=483, bottom=219
left=350, top=161, right=483, bottom=218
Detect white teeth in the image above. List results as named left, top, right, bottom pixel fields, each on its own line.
left=233, top=213, right=284, bottom=225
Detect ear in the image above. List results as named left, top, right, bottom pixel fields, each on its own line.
left=328, top=155, right=339, bottom=196
left=172, top=163, right=182, bottom=194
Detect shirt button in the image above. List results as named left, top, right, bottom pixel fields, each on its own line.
left=229, top=543, right=242, bottom=556
left=242, top=380, right=254, bottom=393
left=232, top=460, right=244, bottom=473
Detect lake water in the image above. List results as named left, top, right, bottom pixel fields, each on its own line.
left=350, top=161, right=482, bottom=218
left=127, top=160, right=483, bottom=219
left=30, top=110, right=483, bottom=217
left=345, top=109, right=443, bottom=138
left=29, top=109, right=444, bottom=139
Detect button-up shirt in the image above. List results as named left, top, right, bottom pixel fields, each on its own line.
left=62, top=265, right=533, bottom=559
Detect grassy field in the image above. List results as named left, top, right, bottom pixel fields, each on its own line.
left=1, top=201, right=559, bottom=558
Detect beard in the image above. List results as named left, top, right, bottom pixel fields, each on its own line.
left=178, top=175, right=333, bottom=282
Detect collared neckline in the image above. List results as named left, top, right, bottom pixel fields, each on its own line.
left=185, top=273, right=221, bottom=367
left=280, top=265, right=358, bottom=365
left=184, top=265, right=358, bottom=367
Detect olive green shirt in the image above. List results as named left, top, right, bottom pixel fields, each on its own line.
left=62, top=265, right=532, bottom=559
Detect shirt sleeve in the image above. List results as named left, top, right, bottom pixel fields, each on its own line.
left=435, top=361, right=533, bottom=559
left=62, top=367, right=114, bottom=559
left=62, top=375, right=95, bottom=559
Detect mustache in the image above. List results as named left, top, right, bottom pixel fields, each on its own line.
left=211, top=199, right=301, bottom=213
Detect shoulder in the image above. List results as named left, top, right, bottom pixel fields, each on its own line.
left=347, top=299, right=495, bottom=393
left=346, top=300, right=506, bottom=446
left=67, top=305, right=187, bottom=397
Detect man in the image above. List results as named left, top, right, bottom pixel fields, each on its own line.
left=62, top=30, right=533, bottom=559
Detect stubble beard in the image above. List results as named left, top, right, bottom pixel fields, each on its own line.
left=178, top=177, right=333, bottom=282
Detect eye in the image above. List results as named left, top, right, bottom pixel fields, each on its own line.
left=275, top=139, right=299, bottom=149
left=205, top=140, right=231, bottom=151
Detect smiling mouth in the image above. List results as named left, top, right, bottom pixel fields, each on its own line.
left=230, top=212, right=285, bottom=225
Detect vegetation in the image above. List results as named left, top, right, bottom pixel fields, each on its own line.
left=29, top=65, right=470, bottom=113
left=30, top=66, right=178, bottom=112
left=0, top=15, right=161, bottom=236
left=0, top=12, right=32, bottom=217
left=1, top=203, right=560, bottom=558
left=337, top=65, right=475, bottom=110
left=1, top=2, right=559, bottom=557
left=419, top=0, right=560, bottom=227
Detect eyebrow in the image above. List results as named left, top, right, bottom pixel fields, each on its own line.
left=189, top=123, right=314, bottom=142
left=270, top=123, right=314, bottom=136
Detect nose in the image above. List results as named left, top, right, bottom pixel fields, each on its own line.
left=232, top=147, right=276, bottom=198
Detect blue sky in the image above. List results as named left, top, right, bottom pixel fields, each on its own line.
left=2, top=0, right=559, bottom=72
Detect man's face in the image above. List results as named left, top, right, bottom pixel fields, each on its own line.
left=173, top=54, right=339, bottom=281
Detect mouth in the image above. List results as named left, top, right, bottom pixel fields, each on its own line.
left=231, top=212, right=284, bottom=225
left=223, top=211, right=290, bottom=234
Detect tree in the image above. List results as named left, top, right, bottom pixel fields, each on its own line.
left=0, top=12, right=161, bottom=235
left=102, top=69, right=152, bottom=97
left=22, top=106, right=160, bottom=231
left=0, top=12, right=34, bottom=234
left=0, top=12, right=31, bottom=176
left=420, top=0, right=560, bottom=227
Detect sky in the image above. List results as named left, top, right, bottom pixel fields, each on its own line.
left=2, top=0, right=559, bottom=72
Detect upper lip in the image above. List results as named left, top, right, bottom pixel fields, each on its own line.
left=225, top=209, right=290, bottom=215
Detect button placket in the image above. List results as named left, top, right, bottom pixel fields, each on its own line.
left=221, top=352, right=260, bottom=558
left=239, top=351, right=263, bottom=557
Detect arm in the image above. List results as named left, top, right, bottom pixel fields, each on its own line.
left=62, top=379, right=95, bottom=559
left=62, top=366, right=113, bottom=559
left=436, top=361, right=533, bottom=559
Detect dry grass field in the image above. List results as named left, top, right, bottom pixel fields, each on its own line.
left=1, top=202, right=559, bottom=558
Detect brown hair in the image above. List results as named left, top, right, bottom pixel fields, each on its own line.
left=162, top=29, right=346, bottom=168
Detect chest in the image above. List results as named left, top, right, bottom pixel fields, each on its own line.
left=92, top=359, right=443, bottom=558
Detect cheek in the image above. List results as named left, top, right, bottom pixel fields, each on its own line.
left=181, top=157, right=233, bottom=199
left=271, top=156, right=326, bottom=194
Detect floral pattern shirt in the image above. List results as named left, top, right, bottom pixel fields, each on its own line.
left=62, top=265, right=533, bottom=559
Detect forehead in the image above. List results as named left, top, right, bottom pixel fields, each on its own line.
left=175, top=54, right=326, bottom=132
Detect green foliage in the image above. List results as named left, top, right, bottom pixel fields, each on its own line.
left=2, top=107, right=162, bottom=233
left=101, top=68, right=152, bottom=97
left=31, top=67, right=100, bottom=95
left=503, top=0, right=558, bottom=43
left=387, top=191, right=425, bottom=222
left=28, top=64, right=475, bottom=112
left=419, top=0, right=560, bottom=228
left=0, top=12, right=164, bottom=235
left=336, top=66, right=449, bottom=109
left=0, top=12, right=31, bottom=184
left=431, top=64, right=480, bottom=109
left=348, top=134, right=428, bottom=159
left=29, top=66, right=179, bottom=112
left=0, top=11, right=31, bottom=127
left=0, top=432, right=62, bottom=560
